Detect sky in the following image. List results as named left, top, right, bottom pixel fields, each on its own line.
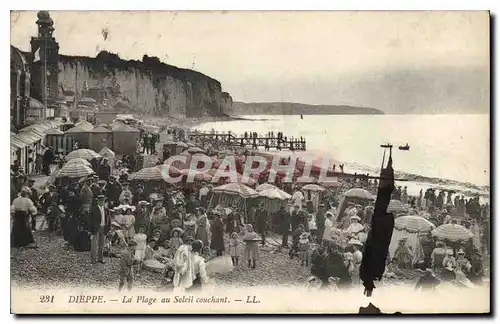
left=10, top=11, right=490, bottom=113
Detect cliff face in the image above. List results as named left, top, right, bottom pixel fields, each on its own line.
left=57, top=52, right=231, bottom=118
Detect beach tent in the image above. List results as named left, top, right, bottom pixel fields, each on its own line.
left=75, top=120, right=94, bottom=131
left=210, top=183, right=259, bottom=219
left=89, top=126, right=113, bottom=152
left=112, top=124, right=141, bottom=155
left=65, top=125, right=91, bottom=148
left=45, top=128, right=65, bottom=153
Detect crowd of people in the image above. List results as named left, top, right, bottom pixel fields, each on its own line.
left=10, top=139, right=490, bottom=292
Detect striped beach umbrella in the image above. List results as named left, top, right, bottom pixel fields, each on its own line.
left=431, top=223, right=474, bottom=242
left=344, top=188, right=374, bottom=200
left=65, top=149, right=100, bottom=161
left=57, top=163, right=94, bottom=178
left=255, top=183, right=277, bottom=192
left=387, top=199, right=408, bottom=213
left=213, top=183, right=259, bottom=198
left=65, top=157, right=92, bottom=167
left=133, top=166, right=165, bottom=181
left=259, top=187, right=292, bottom=200
left=395, top=215, right=436, bottom=233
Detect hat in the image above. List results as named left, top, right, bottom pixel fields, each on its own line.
left=300, top=232, right=310, bottom=239
left=98, top=180, right=106, bottom=185
left=138, top=200, right=150, bottom=206
left=48, top=184, right=56, bottom=190
left=97, top=194, right=106, bottom=199
left=92, top=174, right=99, bottom=179
left=27, top=179, right=35, bottom=183
left=446, top=249, right=454, bottom=255
left=348, top=238, right=363, bottom=246
left=355, top=204, right=362, bottom=208
left=171, top=227, right=184, bottom=235
left=457, top=249, right=465, bottom=255
left=111, top=221, right=121, bottom=228
left=348, top=202, right=354, bottom=205
left=350, top=215, right=361, bottom=221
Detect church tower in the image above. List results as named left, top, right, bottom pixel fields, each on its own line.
left=30, top=11, right=59, bottom=119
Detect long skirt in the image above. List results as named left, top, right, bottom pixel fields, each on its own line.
left=245, top=242, right=260, bottom=261
left=196, top=227, right=209, bottom=247
left=11, top=211, right=35, bottom=248
left=185, top=274, right=203, bottom=292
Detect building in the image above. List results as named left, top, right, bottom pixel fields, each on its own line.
left=10, top=46, right=31, bottom=130
left=29, top=10, right=59, bottom=118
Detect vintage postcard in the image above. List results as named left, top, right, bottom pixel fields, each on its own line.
left=9, top=10, right=490, bottom=314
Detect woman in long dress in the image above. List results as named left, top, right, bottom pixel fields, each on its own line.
left=210, top=215, right=225, bottom=256
left=11, top=188, right=37, bottom=248
left=196, top=213, right=209, bottom=247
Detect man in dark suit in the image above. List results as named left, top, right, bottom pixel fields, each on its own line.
left=88, top=195, right=111, bottom=264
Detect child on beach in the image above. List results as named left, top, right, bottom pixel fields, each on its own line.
left=229, top=232, right=240, bottom=266
left=133, top=226, right=148, bottom=276
left=169, top=229, right=184, bottom=255
left=298, top=232, right=311, bottom=266
left=243, top=224, right=260, bottom=269
left=119, top=240, right=136, bottom=292
left=123, top=207, right=136, bottom=242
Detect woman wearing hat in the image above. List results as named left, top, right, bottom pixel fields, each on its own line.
left=11, top=188, right=38, bottom=248
left=345, top=215, right=364, bottom=239
left=150, top=199, right=168, bottom=235
left=195, top=208, right=209, bottom=247
left=135, top=201, right=151, bottom=234
left=442, top=250, right=457, bottom=282
left=349, top=239, right=364, bottom=285
left=394, top=237, right=413, bottom=270
left=210, top=214, right=225, bottom=257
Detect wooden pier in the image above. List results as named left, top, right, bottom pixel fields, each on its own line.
left=187, top=131, right=306, bottom=151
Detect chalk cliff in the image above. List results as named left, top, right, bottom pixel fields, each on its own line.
left=56, top=51, right=231, bottom=118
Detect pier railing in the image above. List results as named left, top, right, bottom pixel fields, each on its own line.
left=187, top=131, right=306, bottom=151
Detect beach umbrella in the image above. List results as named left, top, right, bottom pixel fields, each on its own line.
left=179, top=169, right=213, bottom=182
left=344, top=188, right=374, bottom=200
left=256, top=183, right=277, bottom=192
left=302, top=184, right=326, bottom=192
left=187, top=146, right=205, bottom=154
left=57, top=163, right=94, bottom=178
left=431, top=223, right=474, bottom=242
left=387, top=199, right=408, bottom=214
left=212, top=183, right=259, bottom=198
left=176, top=141, right=189, bottom=148
left=395, top=215, right=436, bottom=233
left=259, top=187, right=292, bottom=200
left=65, top=158, right=92, bottom=167
left=134, top=166, right=165, bottom=181
left=65, top=149, right=101, bottom=161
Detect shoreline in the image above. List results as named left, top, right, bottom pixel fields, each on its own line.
left=136, top=114, right=489, bottom=199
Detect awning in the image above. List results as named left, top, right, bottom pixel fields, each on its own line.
left=11, top=135, right=28, bottom=149
left=20, top=127, right=45, bottom=138
left=16, top=132, right=42, bottom=145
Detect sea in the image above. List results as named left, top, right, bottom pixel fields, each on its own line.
left=193, top=114, right=490, bottom=201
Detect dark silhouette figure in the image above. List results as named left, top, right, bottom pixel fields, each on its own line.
left=360, top=149, right=395, bottom=297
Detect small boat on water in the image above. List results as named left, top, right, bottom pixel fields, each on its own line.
left=300, top=114, right=303, bottom=119
left=398, top=143, right=410, bottom=151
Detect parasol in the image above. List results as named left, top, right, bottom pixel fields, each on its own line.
left=176, top=141, right=189, bottom=148
left=65, top=158, right=92, bottom=167
left=187, top=146, right=205, bottom=154
left=302, top=184, right=326, bottom=192
left=258, top=187, right=292, bottom=200
left=344, top=188, right=374, bottom=200
left=387, top=199, right=408, bottom=214
left=394, top=215, right=436, bottom=233
left=133, top=166, right=164, bottom=181
left=212, top=183, right=259, bottom=198
left=65, top=149, right=101, bottom=161
left=431, top=224, right=474, bottom=242
left=179, top=169, right=213, bottom=182
left=255, top=183, right=277, bottom=192
left=56, top=163, right=94, bottom=178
